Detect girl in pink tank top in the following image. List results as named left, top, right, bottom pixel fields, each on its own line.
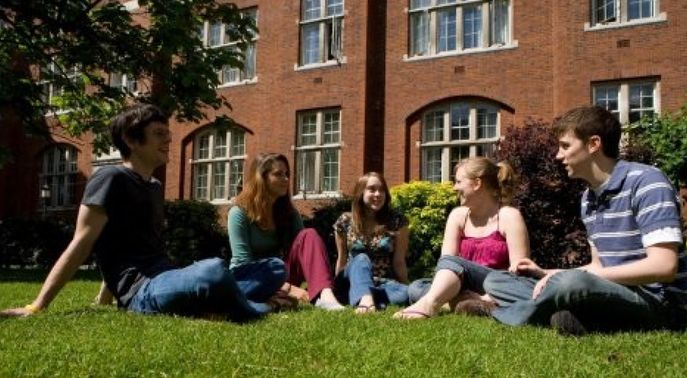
left=395, top=157, right=530, bottom=319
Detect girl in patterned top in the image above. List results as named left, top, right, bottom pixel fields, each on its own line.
left=333, top=172, right=410, bottom=314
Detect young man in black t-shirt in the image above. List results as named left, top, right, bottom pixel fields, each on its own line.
left=2, top=104, right=280, bottom=320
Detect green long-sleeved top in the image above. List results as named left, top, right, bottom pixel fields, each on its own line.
left=228, top=206, right=303, bottom=268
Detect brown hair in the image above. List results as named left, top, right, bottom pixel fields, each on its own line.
left=553, top=106, right=621, bottom=159
left=234, top=153, right=297, bottom=247
left=350, top=172, right=393, bottom=234
left=110, top=103, right=168, bottom=159
left=456, top=157, right=518, bottom=205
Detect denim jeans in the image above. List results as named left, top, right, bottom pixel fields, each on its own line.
left=230, top=257, right=287, bottom=302
left=484, top=269, right=683, bottom=331
left=127, top=257, right=270, bottom=321
left=334, top=253, right=408, bottom=309
left=408, top=255, right=495, bottom=303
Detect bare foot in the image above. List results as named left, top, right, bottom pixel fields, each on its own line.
left=355, top=295, right=376, bottom=315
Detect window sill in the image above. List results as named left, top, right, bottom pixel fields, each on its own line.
left=403, top=41, right=518, bottom=62
left=292, top=192, right=343, bottom=200
left=217, top=78, right=258, bottom=89
left=294, top=57, right=347, bottom=72
left=584, top=13, right=667, bottom=31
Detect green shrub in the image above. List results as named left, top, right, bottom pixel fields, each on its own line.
left=0, top=217, right=76, bottom=268
left=163, top=200, right=229, bottom=266
left=624, top=104, right=687, bottom=186
left=390, top=181, right=458, bottom=278
left=496, top=119, right=589, bottom=268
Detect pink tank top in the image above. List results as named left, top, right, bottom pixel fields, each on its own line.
left=459, top=211, right=509, bottom=270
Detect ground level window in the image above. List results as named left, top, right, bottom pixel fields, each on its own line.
left=295, top=108, right=341, bottom=194
left=192, top=128, right=246, bottom=201
left=420, top=102, right=501, bottom=182
left=40, top=144, right=78, bottom=208
left=593, top=80, right=659, bottom=124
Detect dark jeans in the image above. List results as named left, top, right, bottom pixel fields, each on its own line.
left=334, top=253, right=409, bottom=309
left=484, top=269, right=686, bottom=332
left=128, top=257, right=271, bottom=321
left=408, top=255, right=495, bottom=303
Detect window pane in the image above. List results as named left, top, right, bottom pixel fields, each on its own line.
left=299, top=114, right=318, bottom=146
left=58, top=149, right=67, bottom=173
left=301, top=23, right=320, bottom=65
left=629, top=83, right=655, bottom=123
left=423, top=111, right=444, bottom=142
left=229, top=159, right=244, bottom=197
left=596, top=0, right=616, bottom=23
left=450, top=146, right=470, bottom=175
left=463, top=5, right=482, bottom=49
left=594, top=86, right=619, bottom=114
left=231, top=131, right=245, bottom=156
left=243, top=43, right=256, bottom=79
left=303, top=0, right=321, bottom=20
left=194, top=164, right=209, bottom=199
left=410, top=12, right=430, bottom=56
left=197, top=134, right=210, bottom=159
left=450, top=104, right=470, bottom=140
left=213, top=162, right=226, bottom=199
left=477, top=108, right=497, bottom=139
left=410, top=0, right=431, bottom=9
left=491, top=0, right=509, bottom=45
left=321, top=148, right=339, bottom=191
left=327, top=17, right=343, bottom=61
left=208, top=22, right=222, bottom=46
left=423, top=148, right=443, bottom=183
left=297, top=151, right=317, bottom=192
left=326, top=0, right=343, bottom=16
left=323, top=111, right=340, bottom=144
left=214, top=132, right=227, bottom=158
left=628, top=0, right=653, bottom=20
left=476, top=143, right=497, bottom=158
left=437, top=9, right=456, bottom=52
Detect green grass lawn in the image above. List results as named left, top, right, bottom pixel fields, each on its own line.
left=2, top=269, right=687, bottom=377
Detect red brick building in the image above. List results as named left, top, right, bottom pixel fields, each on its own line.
left=1, top=0, right=686, bottom=221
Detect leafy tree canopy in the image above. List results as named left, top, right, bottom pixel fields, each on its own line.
left=0, top=0, right=256, bottom=156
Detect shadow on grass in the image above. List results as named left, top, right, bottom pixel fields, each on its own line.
left=0, top=268, right=101, bottom=283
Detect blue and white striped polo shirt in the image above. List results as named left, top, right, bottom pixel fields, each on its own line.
left=581, top=160, right=687, bottom=302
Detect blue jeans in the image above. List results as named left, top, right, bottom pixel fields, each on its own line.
left=334, top=253, right=409, bottom=309
left=484, top=269, right=684, bottom=332
left=408, top=255, right=495, bottom=303
left=230, top=257, right=287, bottom=302
left=128, top=258, right=270, bottom=321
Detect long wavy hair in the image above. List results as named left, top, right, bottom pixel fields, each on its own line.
left=234, top=153, right=297, bottom=248
left=350, top=172, right=393, bottom=235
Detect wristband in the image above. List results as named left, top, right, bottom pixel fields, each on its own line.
left=24, top=304, right=41, bottom=314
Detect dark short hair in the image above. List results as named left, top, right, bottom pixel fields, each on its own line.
left=553, top=106, right=621, bottom=159
left=110, top=103, right=168, bottom=158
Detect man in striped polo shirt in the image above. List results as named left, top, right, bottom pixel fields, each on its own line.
left=482, top=106, right=687, bottom=335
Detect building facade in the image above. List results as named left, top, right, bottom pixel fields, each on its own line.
left=1, top=0, right=685, bottom=221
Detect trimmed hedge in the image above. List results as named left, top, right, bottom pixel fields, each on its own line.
left=0, top=200, right=229, bottom=269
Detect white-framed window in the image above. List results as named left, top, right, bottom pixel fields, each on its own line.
left=590, top=0, right=659, bottom=26
left=192, top=128, right=246, bottom=201
left=108, top=72, right=137, bottom=94
left=39, top=62, right=81, bottom=110
left=295, top=108, right=341, bottom=194
left=299, top=0, right=344, bottom=66
left=409, top=0, right=511, bottom=58
left=199, top=7, right=257, bottom=85
left=40, top=145, right=78, bottom=209
left=420, top=102, right=500, bottom=182
left=593, top=80, right=659, bottom=124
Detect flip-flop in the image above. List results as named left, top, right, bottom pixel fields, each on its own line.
left=355, top=304, right=376, bottom=314
left=396, top=309, right=431, bottom=319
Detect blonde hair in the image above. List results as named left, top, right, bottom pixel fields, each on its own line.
left=456, top=157, right=518, bottom=205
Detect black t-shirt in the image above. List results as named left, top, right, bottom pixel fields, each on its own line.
left=82, top=165, right=173, bottom=307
